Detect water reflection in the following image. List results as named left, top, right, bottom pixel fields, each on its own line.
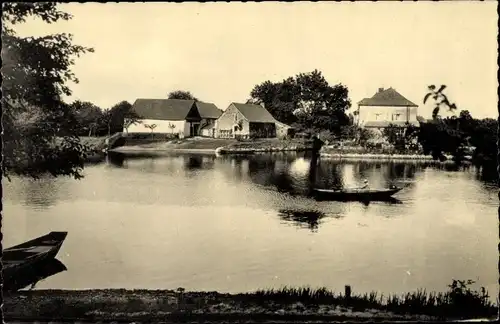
left=185, top=155, right=203, bottom=170
left=5, top=177, right=66, bottom=210
left=220, top=155, right=423, bottom=201
left=107, top=152, right=126, bottom=167
left=278, top=209, right=344, bottom=232
left=2, top=152, right=497, bottom=298
left=107, top=152, right=216, bottom=174
left=3, top=258, right=67, bottom=292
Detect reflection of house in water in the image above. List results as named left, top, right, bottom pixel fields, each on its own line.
left=120, top=156, right=185, bottom=175
left=182, top=155, right=217, bottom=173
left=184, top=155, right=203, bottom=170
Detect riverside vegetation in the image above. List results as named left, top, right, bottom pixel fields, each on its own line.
left=3, top=280, right=497, bottom=321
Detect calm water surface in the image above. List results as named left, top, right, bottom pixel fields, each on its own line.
left=3, top=152, right=498, bottom=299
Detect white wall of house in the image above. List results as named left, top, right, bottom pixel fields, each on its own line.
left=125, top=119, right=188, bottom=136
left=215, top=104, right=249, bottom=138
left=357, top=105, right=418, bottom=126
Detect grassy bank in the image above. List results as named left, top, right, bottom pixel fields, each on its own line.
left=110, top=137, right=312, bottom=154
left=3, top=281, right=496, bottom=322
left=112, top=137, right=237, bottom=151
left=223, top=138, right=311, bottom=153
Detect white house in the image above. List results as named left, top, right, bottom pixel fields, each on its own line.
left=355, top=87, right=420, bottom=131
left=126, top=99, right=221, bottom=137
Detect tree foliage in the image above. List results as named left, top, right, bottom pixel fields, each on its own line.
left=103, top=100, right=140, bottom=135
left=167, top=90, right=199, bottom=101
left=68, top=100, right=103, bottom=136
left=383, top=123, right=419, bottom=153
left=423, top=84, right=457, bottom=120
left=2, top=2, right=94, bottom=179
left=249, top=70, right=351, bottom=134
left=418, top=85, right=497, bottom=164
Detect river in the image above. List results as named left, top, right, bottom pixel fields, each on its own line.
left=2, top=152, right=498, bottom=300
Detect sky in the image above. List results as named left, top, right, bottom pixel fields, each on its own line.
left=13, top=1, right=499, bottom=118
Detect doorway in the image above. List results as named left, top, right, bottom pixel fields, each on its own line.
left=190, top=123, right=200, bottom=136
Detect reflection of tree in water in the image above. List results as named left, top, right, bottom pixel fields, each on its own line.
left=313, top=162, right=344, bottom=190
left=248, top=156, right=277, bottom=183
left=269, top=172, right=297, bottom=194
left=355, top=162, right=373, bottom=181
left=20, top=178, right=63, bottom=209
left=248, top=156, right=307, bottom=195
left=391, top=163, right=406, bottom=179
left=475, top=164, right=498, bottom=185
left=278, top=209, right=326, bottom=232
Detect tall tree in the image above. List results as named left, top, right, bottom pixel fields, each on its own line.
left=294, top=70, right=351, bottom=133
left=68, top=100, right=103, bottom=136
left=249, top=77, right=300, bottom=125
left=167, top=90, right=199, bottom=101
left=249, top=70, right=351, bottom=133
left=2, top=3, right=94, bottom=179
left=101, top=100, right=140, bottom=135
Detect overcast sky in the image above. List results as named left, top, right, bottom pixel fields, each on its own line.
left=15, top=1, right=498, bottom=118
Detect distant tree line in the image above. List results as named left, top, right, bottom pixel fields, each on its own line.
left=66, top=100, right=140, bottom=137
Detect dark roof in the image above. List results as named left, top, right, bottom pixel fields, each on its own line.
left=358, top=88, right=418, bottom=107
left=364, top=120, right=420, bottom=128
left=195, top=102, right=222, bottom=119
left=132, top=99, right=195, bottom=120
left=231, top=103, right=277, bottom=123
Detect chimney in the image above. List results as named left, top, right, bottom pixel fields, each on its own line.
left=378, top=88, right=384, bottom=93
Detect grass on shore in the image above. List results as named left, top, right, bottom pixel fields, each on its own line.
left=250, top=280, right=497, bottom=319
left=111, top=137, right=311, bottom=151
left=3, top=280, right=497, bottom=321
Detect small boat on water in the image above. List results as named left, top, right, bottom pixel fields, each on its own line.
left=312, top=186, right=403, bottom=202
left=2, top=232, right=68, bottom=280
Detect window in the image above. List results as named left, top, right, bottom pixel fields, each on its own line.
left=219, top=129, right=233, bottom=138
left=392, top=113, right=401, bottom=121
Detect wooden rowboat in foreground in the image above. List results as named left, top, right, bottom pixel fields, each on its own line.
left=312, top=187, right=403, bottom=202
left=2, top=232, right=68, bottom=280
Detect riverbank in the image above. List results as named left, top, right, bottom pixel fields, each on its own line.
left=319, top=152, right=461, bottom=163
left=91, top=136, right=469, bottom=164
left=109, top=137, right=311, bottom=155
left=3, top=285, right=496, bottom=322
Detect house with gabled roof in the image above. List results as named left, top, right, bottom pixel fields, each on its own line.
left=216, top=103, right=278, bottom=139
left=195, top=102, right=223, bottom=137
left=126, top=99, right=222, bottom=137
left=355, top=87, right=420, bottom=130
